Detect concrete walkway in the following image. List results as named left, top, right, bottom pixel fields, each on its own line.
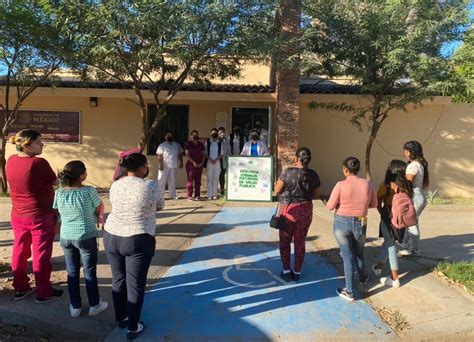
left=107, top=207, right=393, bottom=341
left=312, top=201, right=474, bottom=341
left=0, top=197, right=220, bottom=340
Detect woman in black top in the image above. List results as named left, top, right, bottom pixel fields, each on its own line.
left=275, top=147, right=321, bottom=281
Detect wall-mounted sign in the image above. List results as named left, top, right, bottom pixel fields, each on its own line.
left=1, top=110, right=80, bottom=143
left=226, top=156, right=273, bottom=202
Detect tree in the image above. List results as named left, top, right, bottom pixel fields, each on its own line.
left=303, top=0, right=469, bottom=179
left=452, top=25, right=473, bottom=103
left=52, top=0, right=275, bottom=152
left=274, top=0, right=302, bottom=173
left=0, top=0, right=74, bottom=194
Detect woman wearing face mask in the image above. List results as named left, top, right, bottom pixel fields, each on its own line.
left=6, top=129, right=63, bottom=303
left=184, top=130, right=205, bottom=200
left=104, top=153, right=164, bottom=340
left=240, top=129, right=268, bottom=157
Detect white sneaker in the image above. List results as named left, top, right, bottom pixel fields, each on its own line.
left=88, top=300, right=108, bottom=317
left=69, top=304, right=82, bottom=318
left=371, top=264, right=382, bottom=277
left=380, top=277, right=400, bottom=288
left=399, top=249, right=412, bottom=256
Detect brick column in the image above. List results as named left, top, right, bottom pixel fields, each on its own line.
left=275, top=0, right=301, bottom=176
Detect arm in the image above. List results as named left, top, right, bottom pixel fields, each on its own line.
left=178, top=153, right=183, bottom=169
left=369, top=185, right=378, bottom=209
left=406, top=174, right=415, bottom=183
left=326, top=183, right=341, bottom=211
left=312, top=186, right=321, bottom=199
left=157, top=154, right=164, bottom=171
left=185, top=149, right=197, bottom=166
left=275, top=179, right=285, bottom=194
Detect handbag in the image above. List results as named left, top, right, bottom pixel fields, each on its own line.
left=270, top=204, right=286, bottom=230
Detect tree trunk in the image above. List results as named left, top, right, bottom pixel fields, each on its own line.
left=365, top=123, right=380, bottom=181
left=275, top=0, right=302, bottom=177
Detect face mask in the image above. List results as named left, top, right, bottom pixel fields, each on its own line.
left=192, top=135, right=199, bottom=140
left=251, top=134, right=259, bottom=141
left=166, top=136, right=173, bottom=142
left=234, top=130, right=240, bottom=135
left=256, top=124, right=262, bottom=130
left=211, top=133, right=218, bottom=139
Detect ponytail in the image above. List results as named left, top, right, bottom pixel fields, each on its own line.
left=296, top=147, right=312, bottom=192
left=119, top=153, right=148, bottom=172
left=10, top=129, right=41, bottom=152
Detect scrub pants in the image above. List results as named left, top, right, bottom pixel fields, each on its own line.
left=206, top=162, right=221, bottom=198
left=158, top=167, right=178, bottom=199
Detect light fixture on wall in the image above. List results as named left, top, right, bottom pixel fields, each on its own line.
left=90, top=97, right=98, bottom=107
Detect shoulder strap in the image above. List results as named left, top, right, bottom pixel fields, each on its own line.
left=207, top=139, right=211, bottom=155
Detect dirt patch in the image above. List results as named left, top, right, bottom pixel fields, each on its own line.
left=0, top=321, right=53, bottom=341
left=0, top=261, right=67, bottom=297
left=377, top=307, right=410, bottom=333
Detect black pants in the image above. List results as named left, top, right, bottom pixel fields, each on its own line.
left=103, top=231, right=155, bottom=331
left=219, top=168, right=226, bottom=196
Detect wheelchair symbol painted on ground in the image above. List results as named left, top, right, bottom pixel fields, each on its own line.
left=222, top=255, right=286, bottom=288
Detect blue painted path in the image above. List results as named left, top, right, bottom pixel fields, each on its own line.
left=107, top=207, right=393, bottom=341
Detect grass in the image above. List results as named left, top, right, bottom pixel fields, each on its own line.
left=435, top=260, right=474, bottom=294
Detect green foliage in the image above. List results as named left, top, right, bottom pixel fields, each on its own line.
left=452, top=26, right=474, bottom=103
left=303, top=0, right=469, bottom=177
left=47, top=0, right=275, bottom=149
left=0, top=0, right=75, bottom=194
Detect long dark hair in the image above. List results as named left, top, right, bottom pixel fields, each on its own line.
left=58, top=160, right=86, bottom=187
left=296, top=147, right=312, bottom=192
left=394, top=174, right=414, bottom=198
left=342, top=156, right=360, bottom=174
left=403, top=140, right=429, bottom=188
left=384, top=159, right=407, bottom=186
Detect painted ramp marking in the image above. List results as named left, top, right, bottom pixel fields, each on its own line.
left=222, top=255, right=286, bottom=288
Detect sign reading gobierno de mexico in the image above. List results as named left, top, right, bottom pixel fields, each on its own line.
left=226, top=156, right=273, bottom=202
left=0, top=110, right=80, bottom=143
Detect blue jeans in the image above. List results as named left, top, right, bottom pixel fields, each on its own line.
left=60, top=237, right=100, bottom=309
left=333, top=214, right=368, bottom=293
left=402, top=187, right=427, bottom=251
left=380, top=219, right=399, bottom=271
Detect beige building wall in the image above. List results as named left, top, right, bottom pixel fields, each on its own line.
left=299, top=96, right=474, bottom=198
left=4, top=91, right=274, bottom=191
left=3, top=88, right=473, bottom=198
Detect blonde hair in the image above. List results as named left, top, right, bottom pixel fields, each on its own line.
left=10, top=129, right=41, bottom=152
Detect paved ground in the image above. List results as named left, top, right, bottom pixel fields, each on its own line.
left=107, top=207, right=393, bottom=341
left=312, top=201, right=474, bottom=341
left=1, top=196, right=473, bottom=340
left=0, top=196, right=221, bottom=340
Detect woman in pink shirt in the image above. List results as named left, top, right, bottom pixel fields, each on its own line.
left=327, top=157, right=377, bottom=302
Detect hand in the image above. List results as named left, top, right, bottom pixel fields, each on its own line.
left=211, top=159, right=216, bottom=164
left=159, top=164, right=164, bottom=171
left=193, top=161, right=198, bottom=167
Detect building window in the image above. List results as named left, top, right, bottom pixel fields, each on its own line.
left=147, top=104, right=189, bottom=155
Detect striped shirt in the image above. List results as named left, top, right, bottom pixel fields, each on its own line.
left=53, top=186, right=101, bottom=240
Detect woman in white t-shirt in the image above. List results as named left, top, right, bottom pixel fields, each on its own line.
left=400, top=140, right=429, bottom=256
